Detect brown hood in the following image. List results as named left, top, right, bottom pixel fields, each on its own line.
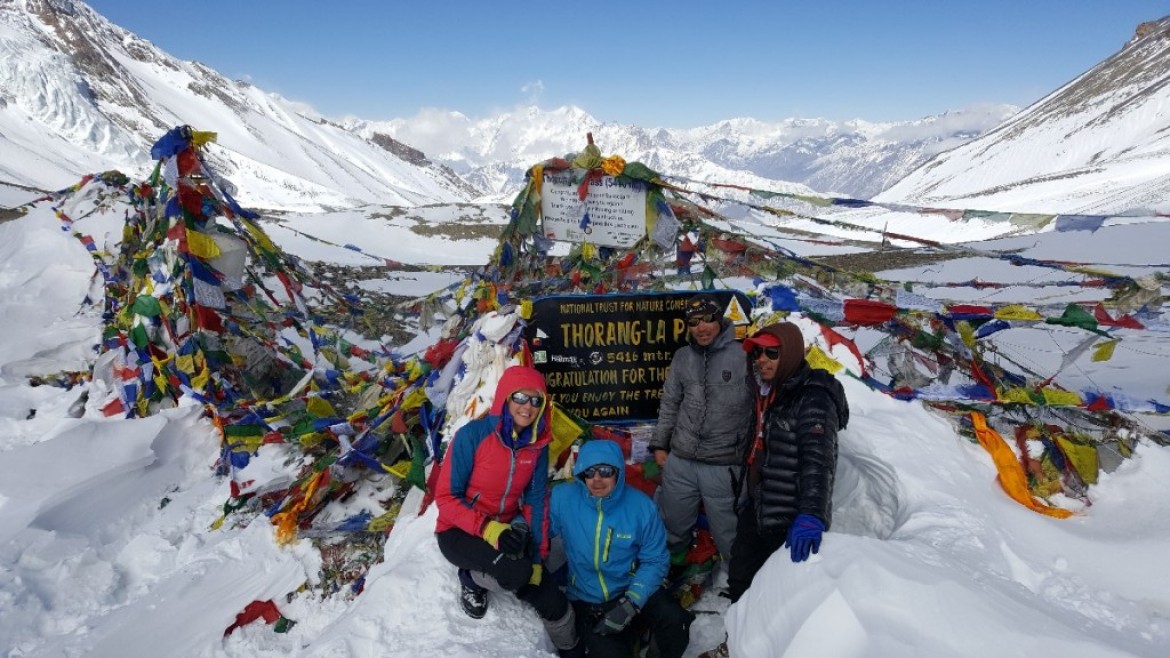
left=753, top=322, right=805, bottom=384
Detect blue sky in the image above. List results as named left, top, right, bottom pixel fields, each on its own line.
left=86, top=0, right=1166, bottom=127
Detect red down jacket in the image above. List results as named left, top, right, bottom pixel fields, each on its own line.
left=434, top=365, right=553, bottom=559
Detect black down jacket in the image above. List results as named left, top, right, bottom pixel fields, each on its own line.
left=748, top=361, right=849, bottom=537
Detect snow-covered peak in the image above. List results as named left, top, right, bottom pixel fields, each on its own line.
left=0, top=0, right=475, bottom=210
left=881, top=17, right=1170, bottom=214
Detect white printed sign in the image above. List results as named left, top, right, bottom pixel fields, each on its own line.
left=541, top=171, right=647, bottom=248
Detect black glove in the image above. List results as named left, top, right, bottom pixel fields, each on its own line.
left=498, top=522, right=530, bottom=558
left=593, top=596, right=638, bottom=635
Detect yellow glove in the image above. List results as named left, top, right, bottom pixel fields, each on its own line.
left=529, top=564, right=543, bottom=586
left=481, top=520, right=510, bottom=549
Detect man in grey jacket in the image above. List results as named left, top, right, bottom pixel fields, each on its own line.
left=649, top=292, right=753, bottom=569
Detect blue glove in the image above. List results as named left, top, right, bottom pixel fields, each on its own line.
left=593, top=596, right=638, bottom=635
left=785, top=514, right=824, bottom=562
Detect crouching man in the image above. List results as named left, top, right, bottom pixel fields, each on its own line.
left=550, top=440, right=694, bottom=658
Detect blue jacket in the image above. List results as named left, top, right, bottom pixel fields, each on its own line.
left=549, top=440, right=669, bottom=608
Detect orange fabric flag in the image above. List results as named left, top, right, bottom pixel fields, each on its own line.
left=969, top=412, right=1073, bottom=519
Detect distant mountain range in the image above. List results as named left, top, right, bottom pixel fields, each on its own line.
left=1, top=0, right=1166, bottom=218
left=1, top=0, right=1014, bottom=211
left=345, top=103, right=1018, bottom=202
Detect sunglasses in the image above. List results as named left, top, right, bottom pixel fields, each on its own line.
left=686, top=313, right=718, bottom=327
left=509, top=391, right=545, bottom=407
left=580, top=464, right=619, bottom=479
left=750, top=346, right=781, bottom=361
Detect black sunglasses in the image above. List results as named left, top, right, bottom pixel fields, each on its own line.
left=509, top=391, right=545, bottom=407
left=580, top=464, right=619, bottom=479
left=686, top=313, right=718, bottom=327
left=750, top=346, right=781, bottom=361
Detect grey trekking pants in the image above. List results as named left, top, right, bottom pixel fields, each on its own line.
left=655, top=453, right=741, bottom=559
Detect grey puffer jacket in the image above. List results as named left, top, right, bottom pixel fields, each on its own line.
left=649, top=322, right=753, bottom=465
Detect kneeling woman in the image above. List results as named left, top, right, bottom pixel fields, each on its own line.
left=434, top=365, right=581, bottom=657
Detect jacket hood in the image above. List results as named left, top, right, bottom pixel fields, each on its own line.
left=490, top=365, right=548, bottom=414
left=490, top=365, right=551, bottom=448
left=573, top=440, right=626, bottom=497
left=751, top=322, right=805, bottom=385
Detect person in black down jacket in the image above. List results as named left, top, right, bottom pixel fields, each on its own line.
left=727, top=320, right=849, bottom=602
left=699, top=321, right=850, bottom=658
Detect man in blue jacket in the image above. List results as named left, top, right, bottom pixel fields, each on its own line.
left=550, top=440, right=693, bottom=658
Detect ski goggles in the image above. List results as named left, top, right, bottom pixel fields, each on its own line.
left=509, top=391, right=545, bottom=407
left=686, top=313, right=719, bottom=327
left=750, top=346, right=782, bottom=361
left=580, top=464, right=619, bottom=480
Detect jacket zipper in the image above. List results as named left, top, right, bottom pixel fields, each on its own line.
left=593, top=498, right=609, bottom=601
left=499, top=441, right=518, bottom=517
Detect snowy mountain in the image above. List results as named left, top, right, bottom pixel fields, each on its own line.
left=881, top=17, right=1170, bottom=215
left=0, top=0, right=476, bottom=211
left=347, top=103, right=1019, bottom=201
left=0, top=0, right=1021, bottom=215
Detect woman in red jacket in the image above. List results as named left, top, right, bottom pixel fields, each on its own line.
left=434, top=365, right=581, bottom=657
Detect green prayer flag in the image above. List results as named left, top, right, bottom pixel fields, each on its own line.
left=1045, top=304, right=1098, bottom=332
left=131, top=295, right=163, bottom=318
left=129, top=324, right=149, bottom=349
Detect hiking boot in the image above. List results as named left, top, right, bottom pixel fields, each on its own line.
left=698, top=641, right=730, bottom=658
left=458, top=569, right=488, bottom=619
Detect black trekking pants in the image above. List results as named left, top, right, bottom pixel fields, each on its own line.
left=726, top=502, right=787, bottom=603
left=436, top=527, right=568, bottom=621
left=571, top=588, right=693, bottom=658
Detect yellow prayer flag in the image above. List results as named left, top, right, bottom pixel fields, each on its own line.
left=549, top=404, right=586, bottom=463
left=402, top=387, right=429, bottom=412
left=1040, top=388, right=1082, bottom=407
left=805, top=344, right=844, bottom=374
left=994, top=305, right=1043, bottom=321
left=385, top=460, right=413, bottom=479
left=243, top=220, right=278, bottom=253
left=957, top=321, right=976, bottom=348
left=190, top=130, right=218, bottom=147
left=191, top=364, right=210, bottom=392
left=185, top=230, right=222, bottom=259
left=998, top=387, right=1035, bottom=405
left=368, top=502, right=402, bottom=533
left=306, top=395, right=336, bottom=418
left=1092, top=339, right=1118, bottom=362
left=1054, top=435, right=1099, bottom=485
left=176, top=354, right=195, bottom=375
